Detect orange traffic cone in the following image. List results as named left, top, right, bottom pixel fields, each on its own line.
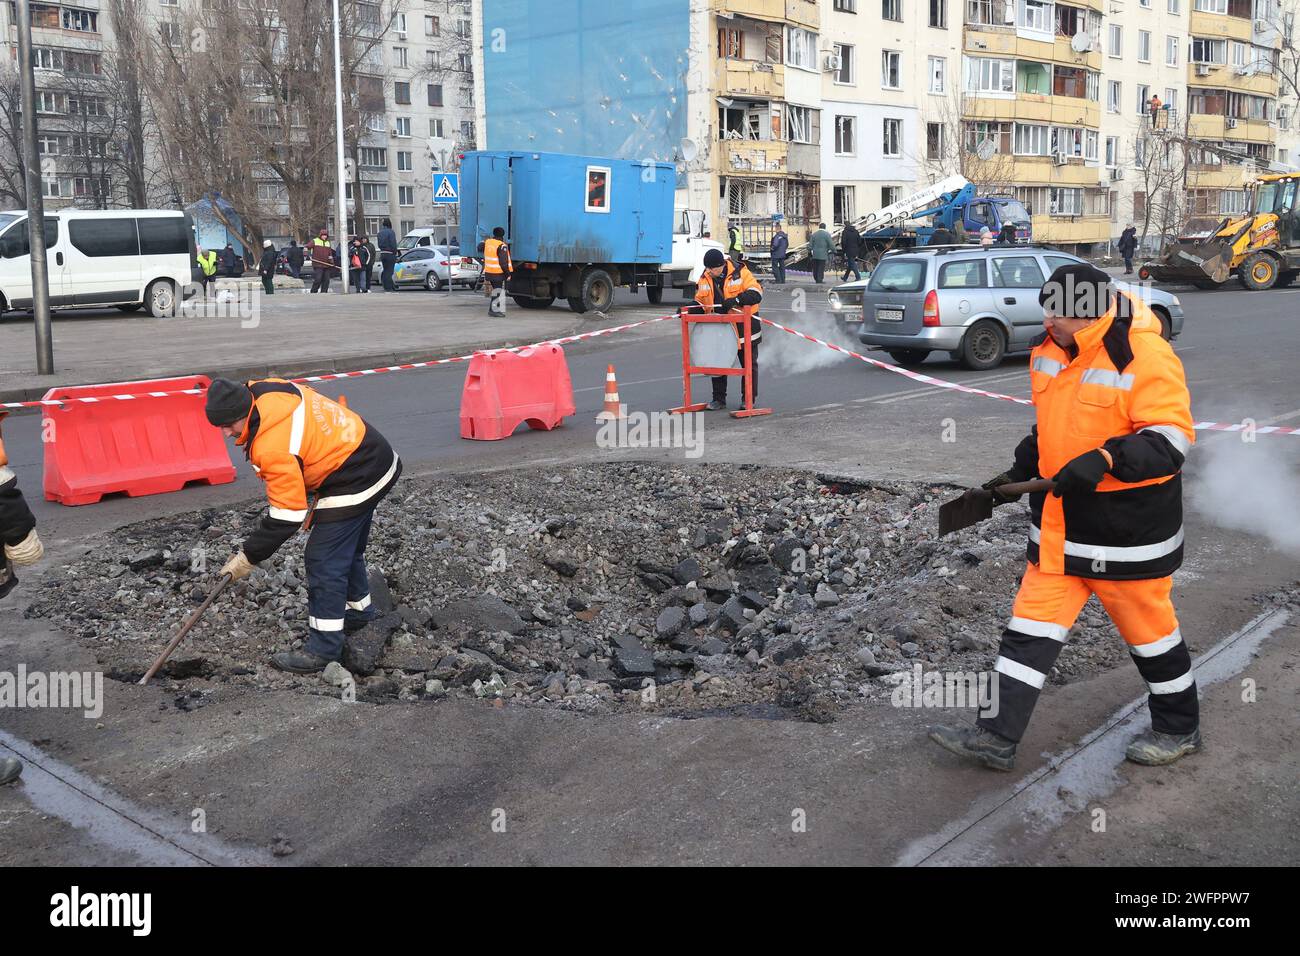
left=595, top=364, right=626, bottom=421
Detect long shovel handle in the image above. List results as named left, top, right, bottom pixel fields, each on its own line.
left=138, top=573, right=232, bottom=686
left=997, top=478, right=1057, bottom=496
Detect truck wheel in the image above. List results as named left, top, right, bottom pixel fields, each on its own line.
left=958, top=320, right=1005, bottom=371
left=1239, top=253, right=1279, bottom=291
left=145, top=279, right=177, bottom=318
left=570, top=268, right=615, bottom=314
left=886, top=349, right=929, bottom=367
left=513, top=295, right=555, bottom=310
left=646, top=284, right=664, bottom=305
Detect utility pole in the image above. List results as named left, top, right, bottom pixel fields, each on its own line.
left=17, top=0, right=53, bottom=374
left=331, top=0, right=350, bottom=294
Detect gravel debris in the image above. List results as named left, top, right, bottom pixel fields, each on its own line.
left=26, top=462, right=1138, bottom=720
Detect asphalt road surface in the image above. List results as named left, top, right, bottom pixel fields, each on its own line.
left=2, top=280, right=1298, bottom=866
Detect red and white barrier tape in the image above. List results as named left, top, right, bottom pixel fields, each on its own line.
left=759, top=317, right=1300, bottom=437
left=0, top=313, right=676, bottom=412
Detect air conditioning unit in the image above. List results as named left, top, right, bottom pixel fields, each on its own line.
left=1254, top=19, right=1268, bottom=33
left=823, top=52, right=842, bottom=72
left=1195, top=64, right=1212, bottom=76
left=1053, top=151, right=1068, bottom=166
left=1226, top=118, right=1238, bottom=129
left=1112, top=167, right=1124, bottom=181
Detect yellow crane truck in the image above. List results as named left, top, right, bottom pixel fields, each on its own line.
left=1141, top=172, right=1300, bottom=290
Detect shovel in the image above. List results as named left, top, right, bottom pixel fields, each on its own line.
left=138, top=573, right=232, bottom=685
left=938, top=479, right=1056, bottom=537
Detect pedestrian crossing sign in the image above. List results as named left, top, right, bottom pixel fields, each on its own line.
left=433, top=173, right=459, bottom=204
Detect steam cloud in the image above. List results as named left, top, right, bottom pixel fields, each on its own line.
left=762, top=306, right=864, bottom=376
left=1188, top=434, right=1300, bottom=557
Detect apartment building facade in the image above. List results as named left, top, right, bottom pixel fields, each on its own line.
left=1, top=0, right=477, bottom=240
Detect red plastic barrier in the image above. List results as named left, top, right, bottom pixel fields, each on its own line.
left=459, top=345, right=576, bottom=440
left=43, top=375, right=236, bottom=506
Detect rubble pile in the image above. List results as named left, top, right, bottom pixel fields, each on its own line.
left=27, top=463, right=1134, bottom=719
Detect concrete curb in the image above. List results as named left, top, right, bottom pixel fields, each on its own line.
left=0, top=317, right=585, bottom=407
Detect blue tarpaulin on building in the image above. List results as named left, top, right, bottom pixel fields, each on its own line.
left=481, top=0, right=689, bottom=163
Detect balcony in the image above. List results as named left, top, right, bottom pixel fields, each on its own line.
left=715, top=58, right=785, bottom=99
left=713, top=0, right=818, bottom=30
left=719, top=138, right=788, bottom=175
left=1188, top=11, right=1255, bottom=42
left=1189, top=113, right=1273, bottom=143
left=1010, top=157, right=1102, bottom=187
left=963, top=95, right=1101, bottom=130
left=1033, top=214, right=1110, bottom=245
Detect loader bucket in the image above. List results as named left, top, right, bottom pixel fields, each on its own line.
left=1147, top=241, right=1231, bottom=285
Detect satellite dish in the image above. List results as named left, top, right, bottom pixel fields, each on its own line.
left=1070, top=32, right=1091, bottom=53
left=680, top=138, right=699, bottom=163
left=976, top=139, right=997, bottom=161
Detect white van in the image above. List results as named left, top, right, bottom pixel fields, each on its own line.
left=0, top=209, right=194, bottom=317
left=397, top=226, right=459, bottom=252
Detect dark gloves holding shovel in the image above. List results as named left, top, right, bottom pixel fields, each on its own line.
left=981, top=471, right=1025, bottom=504
left=1051, top=449, right=1112, bottom=497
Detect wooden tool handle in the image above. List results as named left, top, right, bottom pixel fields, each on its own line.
left=997, top=478, right=1056, bottom=496
left=138, top=573, right=231, bottom=686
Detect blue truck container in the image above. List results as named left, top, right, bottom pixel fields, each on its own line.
left=460, top=150, right=675, bottom=313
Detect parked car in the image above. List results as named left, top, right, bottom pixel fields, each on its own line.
left=392, top=245, right=483, bottom=290
left=0, top=208, right=193, bottom=317
left=847, top=245, right=1184, bottom=370
left=398, top=227, right=460, bottom=253
left=827, top=270, right=873, bottom=331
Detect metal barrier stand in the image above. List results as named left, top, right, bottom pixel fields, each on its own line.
left=669, top=310, right=772, bottom=419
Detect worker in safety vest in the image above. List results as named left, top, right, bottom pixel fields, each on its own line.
left=480, top=226, right=512, bottom=316
left=727, top=223, right=744, bottom=264
left=0, top=411, right=42, bottom=786
left=931, top=263, right=1199, bottom=770
left=687, top=248, right=763, bottom=411
left=196, top=246, right=218, bottom=296
left=205, top=378, right=401, bottom=674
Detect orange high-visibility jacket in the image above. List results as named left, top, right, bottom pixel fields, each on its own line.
left=1015, top=292, right=1194, bottom=580
left=0, top=413, right=37, bottom=547
left=483, top=237, right=513, bottom=275
left=234, top=380, right=401, bottom=563
left=690, top=260, right=763, bottom=344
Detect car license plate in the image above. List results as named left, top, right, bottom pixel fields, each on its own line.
left=841, top=310, right=863, bottom=324
left=876, top=308, right=904, bottom=322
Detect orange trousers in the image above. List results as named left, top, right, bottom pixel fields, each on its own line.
left=978, top=562, right=1198, bottom=742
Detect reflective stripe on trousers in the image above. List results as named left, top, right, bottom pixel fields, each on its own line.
left=978, top=562, right=1198, bottom=742
left=303, top=506, right=378, bottom=660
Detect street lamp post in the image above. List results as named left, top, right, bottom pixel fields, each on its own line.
left=16, top=0, right=53, bottom=373
left=331, top=0, right=350, bottom=294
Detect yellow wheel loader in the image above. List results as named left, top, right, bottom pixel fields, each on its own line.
left=1141, top=173, right=1300, bottom=291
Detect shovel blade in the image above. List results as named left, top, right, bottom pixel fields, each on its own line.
left=938, top=489, right=995, bottom=537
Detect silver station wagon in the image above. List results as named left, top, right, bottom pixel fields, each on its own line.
left=831, top=245, right=1184, bottom=371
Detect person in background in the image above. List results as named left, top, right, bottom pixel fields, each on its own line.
left=808, top=223, right=833, bottom=286
left=196, top=245, right=218, bottom=296
left=841, top=221, right=863, bottom=281
left=310, top=230, right=335, bottom=293
left=928, top=225, right=956, bottom=246
left=995, top=222, right=1018, bottom=246
left=286, top=239, right=304, bottom=280
left=979, top=226, right=994, bottom=248
left=727, top=222, right=744, bottom=264
left=1149, top=93, right=1163, bottom=128
left=769, top=223, right=788, bottom=285
left=377, top=219, right=399, bottom=293
left=1118, top=224, right=1139, bottom=275
left=348, top=237, right=365, bottom=293
left=480, top=226, right=513, bottom=317
left=359, top=234, right=375, bottom=293
left=220, top=242, right=243, bottom=277
left=258, top=239, right=277, bottom=294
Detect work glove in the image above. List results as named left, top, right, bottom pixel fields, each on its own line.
left=1052, top=449, right=1111, bottom=497
left=4, top=529, right=43, bottom=567
left=717, top=297, right=740, bottom=314
left=981, top=472, right=1023, bottom=504
left=221, top=551, right=256, bottom=582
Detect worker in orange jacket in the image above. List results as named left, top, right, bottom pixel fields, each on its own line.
left=932, top=263, right=1199, bottom=770
left=205, top=379, right=401, bottom=673
left=480, top=226, right=513, bottom=317
left=688, top=248, right=763, bottom=410
left=1, top=411, right=44, bottom=786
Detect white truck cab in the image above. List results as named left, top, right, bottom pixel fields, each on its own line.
left=654, top=209, right=723, bottom=302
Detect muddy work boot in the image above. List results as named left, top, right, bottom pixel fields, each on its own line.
left=706, top=400, right=726, bottom=411
left=0, top=757, right=22, bottom=786
left=271, top=650, right=334, bottom=674
left=0, top=559, right=16, bottom=602
left=1125, top=727, right=1202, bottom=766
left=929, top=724, right=1018, bottom=771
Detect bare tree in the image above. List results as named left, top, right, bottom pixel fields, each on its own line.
left=921, top=92, right=1024, bottom=197
left=1130, top=119, right=1190, bottom=252
left=0, top=67, right=26, bottom=207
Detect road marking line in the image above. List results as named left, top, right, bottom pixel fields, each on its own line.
left=852, top=369, right=1027, bottom=404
